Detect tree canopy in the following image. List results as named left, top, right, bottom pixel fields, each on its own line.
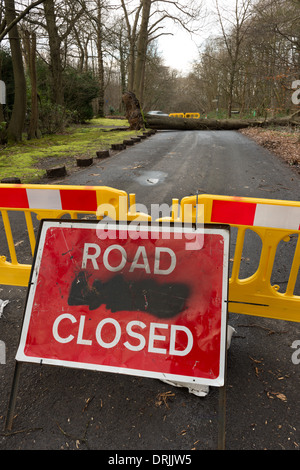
left=0, top=0, right=299, bottom=142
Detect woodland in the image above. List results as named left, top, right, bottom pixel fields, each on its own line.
left=0, top=0, right=299, bottom=143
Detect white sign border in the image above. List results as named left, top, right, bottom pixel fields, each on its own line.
left=16, top=220, right=230, bottom=387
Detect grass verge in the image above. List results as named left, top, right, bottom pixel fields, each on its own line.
left=0, top=118, right=140, bottom=183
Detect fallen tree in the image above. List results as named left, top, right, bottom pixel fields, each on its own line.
left=144, top=110, right=300, bottom=131
left=122, top=91, right=144, bottom=130
left=145, top=116, right=250, bottom=130
left=122, top=92, right=300, bottom=131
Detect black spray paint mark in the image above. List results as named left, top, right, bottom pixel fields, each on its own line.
left=68, top=272, right=190, bottom=319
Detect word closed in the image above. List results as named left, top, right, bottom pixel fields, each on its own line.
left=53, top=315, right=193, bottom=356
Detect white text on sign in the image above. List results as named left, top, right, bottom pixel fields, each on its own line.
left=82, top=243, right=177, bottom=275
left=52, top=315, right=194, bottom=357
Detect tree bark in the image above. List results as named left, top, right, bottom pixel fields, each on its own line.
left=122, top=91, right=144, bottom=130
left=96, top=0, right=104, bottom=118
left=121, top=0, right=142, bottom=92
left=133, top=0, right=151, bottom=105
left=43, top=0, right=64, bottom=107
left=23, top=30, right=41, bottom=140
left=5, top=0, right=26, bottom=142
left=145, top=116, right=250, bottom=130
left=0, top=53, right=6, bottom=144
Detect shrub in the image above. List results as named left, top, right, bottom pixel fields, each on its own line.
left=63, top=68, right=99, bottom=123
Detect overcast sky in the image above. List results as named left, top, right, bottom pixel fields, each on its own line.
left=157, top=0, right=240, bottom=73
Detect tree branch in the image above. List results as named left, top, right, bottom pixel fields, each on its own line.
left=0, top=0, right=45, bottom=41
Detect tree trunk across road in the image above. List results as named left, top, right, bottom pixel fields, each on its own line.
left=145, top=110, right=300, bottom=131
left=122, top=91, right=300, bottom=131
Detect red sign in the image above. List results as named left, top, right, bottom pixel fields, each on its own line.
left=16, top=221, right=229, bottom=387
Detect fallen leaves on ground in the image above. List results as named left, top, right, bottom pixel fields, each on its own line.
left=266, top=391, right=287, bottom=402
left=239, top=127, right=300, bottom=168
left=155, top=391, right=175, bottom=408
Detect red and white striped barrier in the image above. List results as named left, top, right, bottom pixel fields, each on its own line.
left=211, top=199, right=300, bottom=231
left=0, top=187, right=98, bottom=212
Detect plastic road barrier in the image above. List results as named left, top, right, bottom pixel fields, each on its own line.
left=0, top=184, right=149, bottom=287
left=168, top=113, right=200, bottom=119
left=185, top=113, right=200, bottom=119
left=177, top=194, right=300, bottom=323
left=0, top=184, right=299, bottom=323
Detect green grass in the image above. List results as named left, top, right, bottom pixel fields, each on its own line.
left=0, top=118, right=140, bottom=183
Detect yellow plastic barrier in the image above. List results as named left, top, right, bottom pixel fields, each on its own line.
left=169, top=113, right=201, bottom=119
left=1, top=186, right=299, bottom=323
left=185, top=113, right=200, bottom=119
left=0, top=184, right=149, bottom=287
left=169, top=113, right=185, bottom=118
left=164, top=194, right=300, bottom=323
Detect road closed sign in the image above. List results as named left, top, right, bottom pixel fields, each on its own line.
left=16, top=220, right=230, bottom=387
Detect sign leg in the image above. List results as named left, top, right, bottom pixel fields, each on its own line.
left=5, top=361, right=22, bottom=432
left=217, top=383, right=227, bottom=450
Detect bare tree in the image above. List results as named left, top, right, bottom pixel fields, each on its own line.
left=43, top=0, right=65, bottom=107
left=0, top=0, right=45, bottom=42
left=82, top=0, right=106, bottom=117
left=215, top=0, right=253, bottom=117
left=121, top=0, right=205, bottom=106
left=121, top=0, right=142, bottom=92
left=133, top=0, right=151, bottom=104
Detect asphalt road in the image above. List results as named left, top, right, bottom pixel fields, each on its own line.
left=64, top=129, right=300, bottom=205
left=0, top=129, right=299, bottom=454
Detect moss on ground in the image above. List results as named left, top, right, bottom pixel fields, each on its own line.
left=0, top=118, right=140, bottom=182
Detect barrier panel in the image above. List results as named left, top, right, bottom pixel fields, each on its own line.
left=0, top=184, right=149, bottom=287
left=168, top=113, right=201, bottom=119
left=167, top=194, right=300, bottom=323
left=169, top=113, right=185, bottom=118
left=185, top=113, right=200, bottom=119
left=0, top=185, right=299, bottom=322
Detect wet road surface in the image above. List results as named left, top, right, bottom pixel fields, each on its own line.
left=0, top=129, right=299, bottom=453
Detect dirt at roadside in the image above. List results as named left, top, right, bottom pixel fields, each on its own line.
left=239, top=127, right=300, bottom=172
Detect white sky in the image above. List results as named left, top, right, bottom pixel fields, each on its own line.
left=158, top=29, right=201, bottom=74
left=157, top=0, right=239, bottom=73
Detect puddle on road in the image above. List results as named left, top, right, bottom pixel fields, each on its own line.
left=135, top=171, right=168, bottom=186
